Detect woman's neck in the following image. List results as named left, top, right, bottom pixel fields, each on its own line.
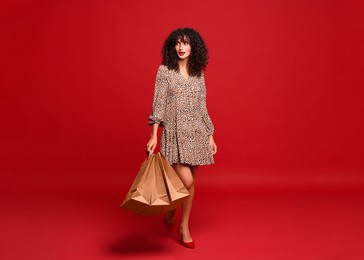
left=178, top=58, right=189, bottom=70
left=178, top=59, right=189, bottom=79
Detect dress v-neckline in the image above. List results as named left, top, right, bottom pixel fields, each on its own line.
left=179, top=70, right=189, bottom=81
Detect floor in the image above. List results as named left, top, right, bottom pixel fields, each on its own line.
left=1, top=172, right=364, bottom=260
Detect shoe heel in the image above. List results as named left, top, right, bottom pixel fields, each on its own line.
left=178, top=228, right=195, bottom=249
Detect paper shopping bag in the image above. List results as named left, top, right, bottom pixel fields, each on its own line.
left=156, top=153, right=190, bottom=211
left=120, top=154, right=170, bottom=215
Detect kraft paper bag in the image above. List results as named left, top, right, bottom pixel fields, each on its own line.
left=120, top=153, right=190, bottom=216
left=156, top=153, right=190, bottom=211
left=120, top=154, right=170, bottom=216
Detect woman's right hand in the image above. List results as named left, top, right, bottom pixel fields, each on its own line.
left=146, top=136, right=157, bottom=155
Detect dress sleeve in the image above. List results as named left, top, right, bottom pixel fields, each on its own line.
left=148, top=65, right=168, bottom=126
left=200, top=73, right=215, bottom=136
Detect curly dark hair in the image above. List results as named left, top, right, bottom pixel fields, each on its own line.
left=161, top=28, right=208, bottom=77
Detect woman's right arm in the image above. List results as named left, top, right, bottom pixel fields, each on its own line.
left=146, top=65, right=168, bottom=154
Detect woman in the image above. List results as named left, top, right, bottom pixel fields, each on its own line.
left=146, top=28, right=217, bottom=249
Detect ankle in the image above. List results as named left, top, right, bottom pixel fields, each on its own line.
left=179, top=224, right=189, bottom=232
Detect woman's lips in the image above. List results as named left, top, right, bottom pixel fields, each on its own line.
left=178, top=52, right=185, bottom=56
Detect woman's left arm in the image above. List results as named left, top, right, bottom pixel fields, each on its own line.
left=200, top=73, right=217, bottom=154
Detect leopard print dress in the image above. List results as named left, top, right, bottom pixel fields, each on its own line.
left=148, top=65, right=215, bottom=166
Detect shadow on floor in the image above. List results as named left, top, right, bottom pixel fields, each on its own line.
left=107, top=232, right=174, bottom=255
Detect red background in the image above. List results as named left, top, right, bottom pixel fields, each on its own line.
left=2, top=0, right=363, bottom=186
left=1, top=1, right=364, bottom=259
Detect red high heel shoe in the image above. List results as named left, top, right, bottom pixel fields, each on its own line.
left=163, top=214, right=174, bottom=232
left=178, top=228, right=195, bottom=249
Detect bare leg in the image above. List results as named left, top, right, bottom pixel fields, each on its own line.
left=173, top=164, right=198, bottom=242
left=164, top=208, right=176, bottom=224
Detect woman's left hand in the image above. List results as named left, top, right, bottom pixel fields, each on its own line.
left=209, top=135, right=217, bottom=155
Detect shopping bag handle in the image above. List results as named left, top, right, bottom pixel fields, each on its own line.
left=146, top=151, right=153, bottom=159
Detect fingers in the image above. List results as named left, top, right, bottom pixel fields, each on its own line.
left=145, top=146, right=152, bottom=154
left=212, top=144, right=217, bottom=155
left=145, top=150, right=153, bottom=158
left=212, top=141, right=217, bottom=154
left=145, top=143, right=156, bottom=155
left=210, top=142, right=217, bottom=155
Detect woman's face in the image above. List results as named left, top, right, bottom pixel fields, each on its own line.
left=175, top=36, right=191, bottom=60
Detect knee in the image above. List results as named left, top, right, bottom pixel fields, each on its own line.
left=184, top=179, right=194, bottom=190
left=172, top=164, right=195, bottom=190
